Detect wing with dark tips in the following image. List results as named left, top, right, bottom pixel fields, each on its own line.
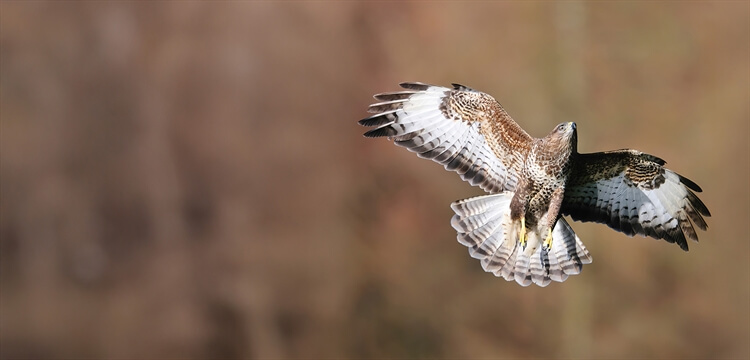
left=562, top=149, right=710, bottom=251
left=359, top=82, right=534, bottom=193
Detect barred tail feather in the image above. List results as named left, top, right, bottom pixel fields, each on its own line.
left=451, top=194, right=592, bottom=287
left=551, top=218, right=593, bottom=276
left=451, top=193, right=514, bottom=262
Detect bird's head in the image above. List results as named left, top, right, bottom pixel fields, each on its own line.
left=545, top=122, right=578, bottom=154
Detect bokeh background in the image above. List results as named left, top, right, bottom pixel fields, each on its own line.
left=1, top=2, right=748, bottom=359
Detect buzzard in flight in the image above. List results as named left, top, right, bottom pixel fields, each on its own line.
left=359, top=82, right=710, bottom=287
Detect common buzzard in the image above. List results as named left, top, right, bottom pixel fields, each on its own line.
left=359, top=82, right=710, bottom=287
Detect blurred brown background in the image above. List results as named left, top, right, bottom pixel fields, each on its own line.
left=1, top=2, right=748, bottom=359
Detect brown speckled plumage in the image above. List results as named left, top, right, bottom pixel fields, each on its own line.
left=359, top=82, right=710, bottom=286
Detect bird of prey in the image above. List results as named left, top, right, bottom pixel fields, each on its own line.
left=359, top=82, right=710, bottom=287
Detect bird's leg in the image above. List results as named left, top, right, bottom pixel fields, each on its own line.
left=519, top=217, right=527, bottom=249
left=509, top=190, right=529, bottom=250
left=543, top=228, right=553, bottom=251
left=543, top=187, right=566, bottom=252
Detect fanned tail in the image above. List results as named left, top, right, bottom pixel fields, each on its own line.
left=451, top=194, right=593, bottom=287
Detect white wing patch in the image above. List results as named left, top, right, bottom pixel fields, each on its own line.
left=563, top=168, right=708, bottom=250
left=360, top=83, right=525, bottom=193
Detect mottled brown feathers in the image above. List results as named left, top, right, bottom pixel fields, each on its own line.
left=438, top=84, right=533, bottom=149
left=575, top=151, right=667, bottom=189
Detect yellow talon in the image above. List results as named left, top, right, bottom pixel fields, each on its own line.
left=519, top=217, right=527, bottom=249
left=543, top=228, right=553, bottom=251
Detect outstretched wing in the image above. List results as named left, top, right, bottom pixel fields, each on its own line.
left=359, top=82, right=533, bottom=193
left=561, top=149, right=711, bottom=250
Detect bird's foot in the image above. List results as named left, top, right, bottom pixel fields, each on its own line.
left=542, top=228, right=553, bottom=251
left=519, top=217, right=527, bottom=250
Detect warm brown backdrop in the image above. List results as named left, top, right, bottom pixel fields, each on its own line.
left=1, top=2, right=748, bottom=359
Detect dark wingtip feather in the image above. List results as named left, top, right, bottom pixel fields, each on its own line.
left=358, top=113, right=395, bottom=127
left=373, top=91, right=416, bottom=101
left=670, top=227, right=690, bottom=251
left=363, top=126, right=397, bottom=138
left=367, top=100, right=407, bottom=114
left=678, top=174, right=703, bottom=192
left=399, top=82, right=431, bottom=91
left=687, top=189, right=711, bottom=217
